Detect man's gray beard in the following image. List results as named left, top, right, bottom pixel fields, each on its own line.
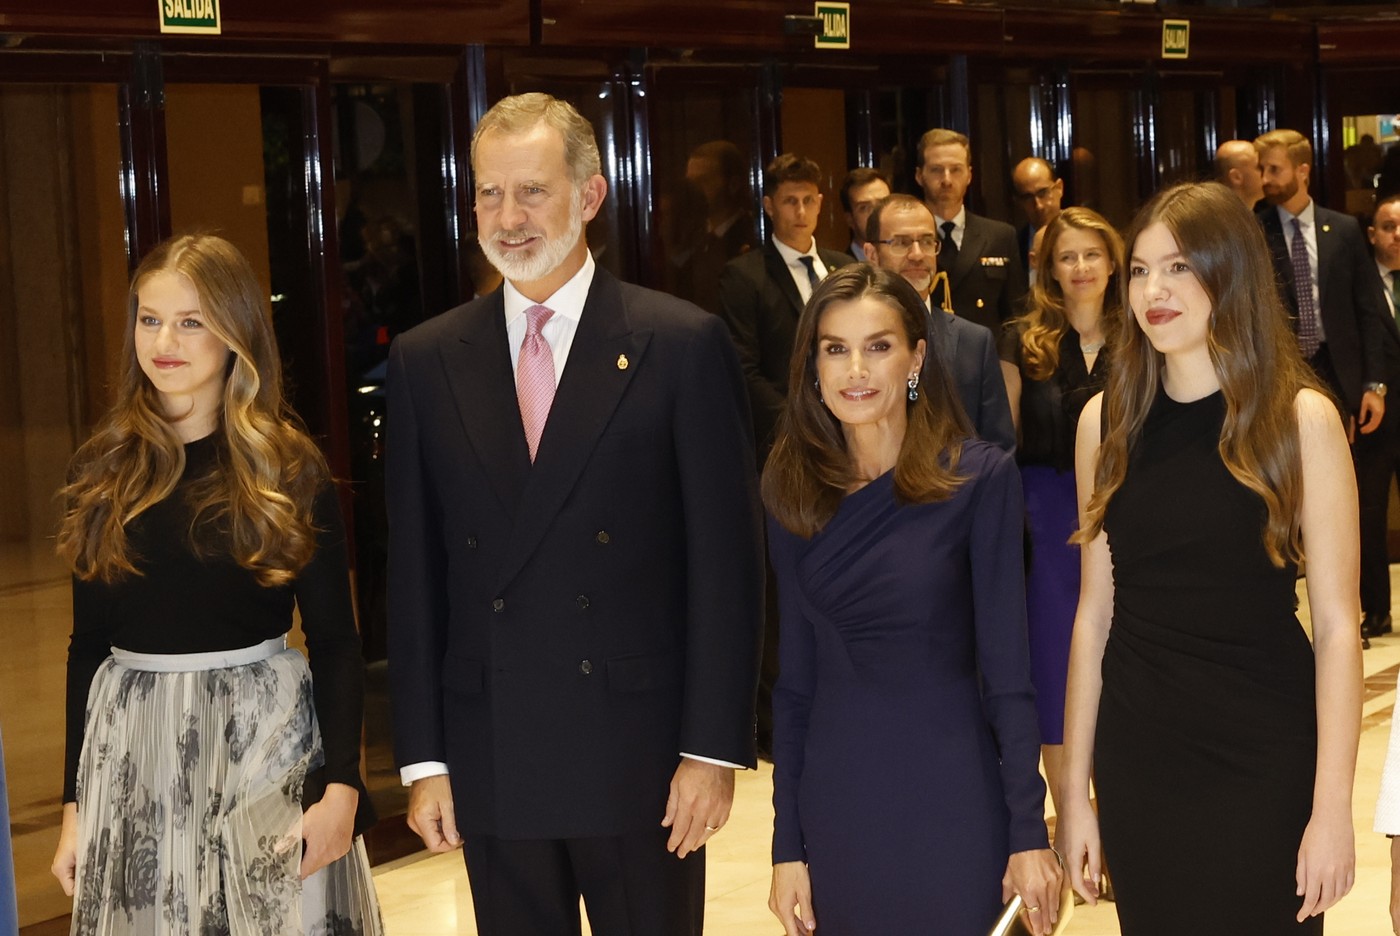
left=905, top=270, right=933, bottom=296
left=480, top=189, right=585, bottom=284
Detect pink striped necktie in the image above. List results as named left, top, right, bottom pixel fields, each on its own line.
left=517, top=304, right=556, bottom=461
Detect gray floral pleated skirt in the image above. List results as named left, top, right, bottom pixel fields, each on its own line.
left=71, top=638, right=384, bottom=936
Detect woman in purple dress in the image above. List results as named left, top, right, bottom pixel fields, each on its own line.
left=999, top=207, right=1123, bottom=812
left=764, top=265, right=1062, bottom=936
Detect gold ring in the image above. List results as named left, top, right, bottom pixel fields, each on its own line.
left=704, top=824, right=719, bottom=832
left=1024, top=906, right=1040, bottom=913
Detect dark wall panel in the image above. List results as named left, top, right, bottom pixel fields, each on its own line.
left=0, top=0, right=529, bottom=45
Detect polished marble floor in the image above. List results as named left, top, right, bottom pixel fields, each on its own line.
left=368, top=600, right=1400, bottom=936
left=7, top=540, right=1400, bottom=933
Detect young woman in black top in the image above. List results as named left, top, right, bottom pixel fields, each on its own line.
left=50, top=234, right=382, bottom=935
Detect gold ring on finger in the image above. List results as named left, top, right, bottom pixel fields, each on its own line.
left=704, top=825, right=719, bottom=832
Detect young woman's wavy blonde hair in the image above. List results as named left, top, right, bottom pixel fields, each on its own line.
left=57, top=234, right=329, bottom=586
left=1074, top=183, right=1327, bottom=567
left=1012, top=207, right=1125, bottom=381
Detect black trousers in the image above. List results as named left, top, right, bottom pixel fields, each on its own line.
left=461, top=829, right=705, bottom=936
left=1356, top=407, right=1400, bottom=616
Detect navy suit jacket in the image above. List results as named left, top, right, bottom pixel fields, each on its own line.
left=1259, top=203, right=1399, bottom=410
left=386, top=266, right=765, bottom=839
left=927, top=305, right=1016, bottom=452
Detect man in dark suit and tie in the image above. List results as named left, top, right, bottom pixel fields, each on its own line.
left=717, top=153, right=850, bottom=757
left=1359, top=194, right=1400, bottom=640
left=1011, top=156, right=1064, bottom=276
left=1255, top=129, right=1400, bottom=645
left=386, top=92, right=764, bottom=935
left=863, top=193, right=1015, bottom=451
left=718, top=153, right=854, bottom=467
left=917, top=128, right=1028, bottom=333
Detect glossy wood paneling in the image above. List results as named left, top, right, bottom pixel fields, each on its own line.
left=538, top=0, right=1002, bottom=54
left=1317, top=19, right=1400, bottom=64
left=1001, top=7, right=1314, bottom=64
left=538, top=0, right=1316, bottom=64
left=0, top=0, right=529, bottom=46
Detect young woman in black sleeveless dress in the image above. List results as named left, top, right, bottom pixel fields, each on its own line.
left=1057, top=183, right=1361, bottom=935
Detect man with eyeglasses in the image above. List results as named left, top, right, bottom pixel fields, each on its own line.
left=916, top=128, right=1027, bottom=333
left=1011, top=157, right=1064, bottom=278
left=864, top=193, right=1014, bottom=451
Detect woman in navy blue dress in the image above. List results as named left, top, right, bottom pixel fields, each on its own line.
left=763, top=265, right=1062, bottom=936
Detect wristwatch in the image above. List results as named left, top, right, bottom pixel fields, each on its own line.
left=1367, top=381, right=1388, bottom=398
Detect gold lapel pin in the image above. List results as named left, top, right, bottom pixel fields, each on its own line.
left=1322, top=224, right=1331, bottom=233
left=617, top=354, right=629, bottom=370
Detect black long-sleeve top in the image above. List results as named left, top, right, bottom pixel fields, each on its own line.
left=64, top=434, right=367, bottom=817
left=999, top=323, right=1107, bottom=473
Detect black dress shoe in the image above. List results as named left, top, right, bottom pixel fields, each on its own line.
left=1362, top=613, right=1393, bottom=639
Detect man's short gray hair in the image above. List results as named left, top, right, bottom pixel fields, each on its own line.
left=471, top=92, right=602, bottom=186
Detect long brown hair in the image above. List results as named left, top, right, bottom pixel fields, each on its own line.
left=57, top=234, right=329, bottom=586
left=1075, top=182, right=1326, bottom=566
left=1013, top=207, right=1124, bottom=381
left=762, top=264, right=972, bottom=537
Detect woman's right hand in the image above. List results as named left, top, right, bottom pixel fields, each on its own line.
left=52, top=802, right=79, bottom=896
left=1055, top=796, right=1103, bottom=905
left=769, top=860, right=816, bottom=934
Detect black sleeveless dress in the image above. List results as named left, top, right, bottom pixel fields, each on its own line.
left=1097, top=389, right=1320, bottom=935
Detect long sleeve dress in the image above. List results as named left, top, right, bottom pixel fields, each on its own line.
left=768, top=441, right=1047, bottom=935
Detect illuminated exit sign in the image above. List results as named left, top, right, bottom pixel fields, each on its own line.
left=1162, top=19, right=1190, bottom=59
left=160, top=0, right=221, bottom=35
left=814, top=2, right=850, bottom=50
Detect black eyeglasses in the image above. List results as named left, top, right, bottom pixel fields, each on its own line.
left=1015, top=185, right=1057, bottom=203
left=875, top=234, right=942, bottom=255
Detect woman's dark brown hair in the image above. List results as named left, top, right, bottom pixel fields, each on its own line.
left=762, top=264, right=972, bottom=537
left=1075, top=182, right=1327, bottom=566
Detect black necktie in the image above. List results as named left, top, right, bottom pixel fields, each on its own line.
left=940, top=220, right=959, bottom=265
left=798, top=255, right=821, bottom=290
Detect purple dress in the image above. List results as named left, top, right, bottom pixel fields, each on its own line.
left=1000, top=325, right=1107, bottom=744
left=769, top=442, right=1048, bottom=935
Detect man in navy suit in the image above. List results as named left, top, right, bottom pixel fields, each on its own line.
left=1255, top=129, right=1400, bottom=644
left=864, top=193, right=1015, bottom=451
left=386, top=92, right=764, bottom=935
left=917, top=128, right=1028, bottom=333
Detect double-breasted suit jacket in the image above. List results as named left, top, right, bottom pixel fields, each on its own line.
left=935, top=212, right=1028, bottom=334
left=1259, top=203, right=1398, bottom=411
left=717, top=239, right=854, bottom=465
left=386, top=266, right=765, bottom=840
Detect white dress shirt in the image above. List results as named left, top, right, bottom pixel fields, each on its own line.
left=1277, top=200, right=1325, bottom=342
left=771, top=236, right=830, bottom=304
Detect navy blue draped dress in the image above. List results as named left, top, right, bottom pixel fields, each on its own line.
left=768, top=441, right=1049, bottom=934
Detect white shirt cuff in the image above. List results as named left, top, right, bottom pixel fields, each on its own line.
left=680, top=751, right=747, bottom=770
left=400, top=761, right=449, bottom=786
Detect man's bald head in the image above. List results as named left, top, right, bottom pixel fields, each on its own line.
left=1215, top=140, right=1264, bottom=208
left=1012, top=157, right=1063, bottom=229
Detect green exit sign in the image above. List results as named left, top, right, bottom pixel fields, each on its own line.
left=814, top=2, right=850, bottom=50
left=160, top=0, right=221, bottom=35
left=1162, top=19, right=1190, bottom=59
